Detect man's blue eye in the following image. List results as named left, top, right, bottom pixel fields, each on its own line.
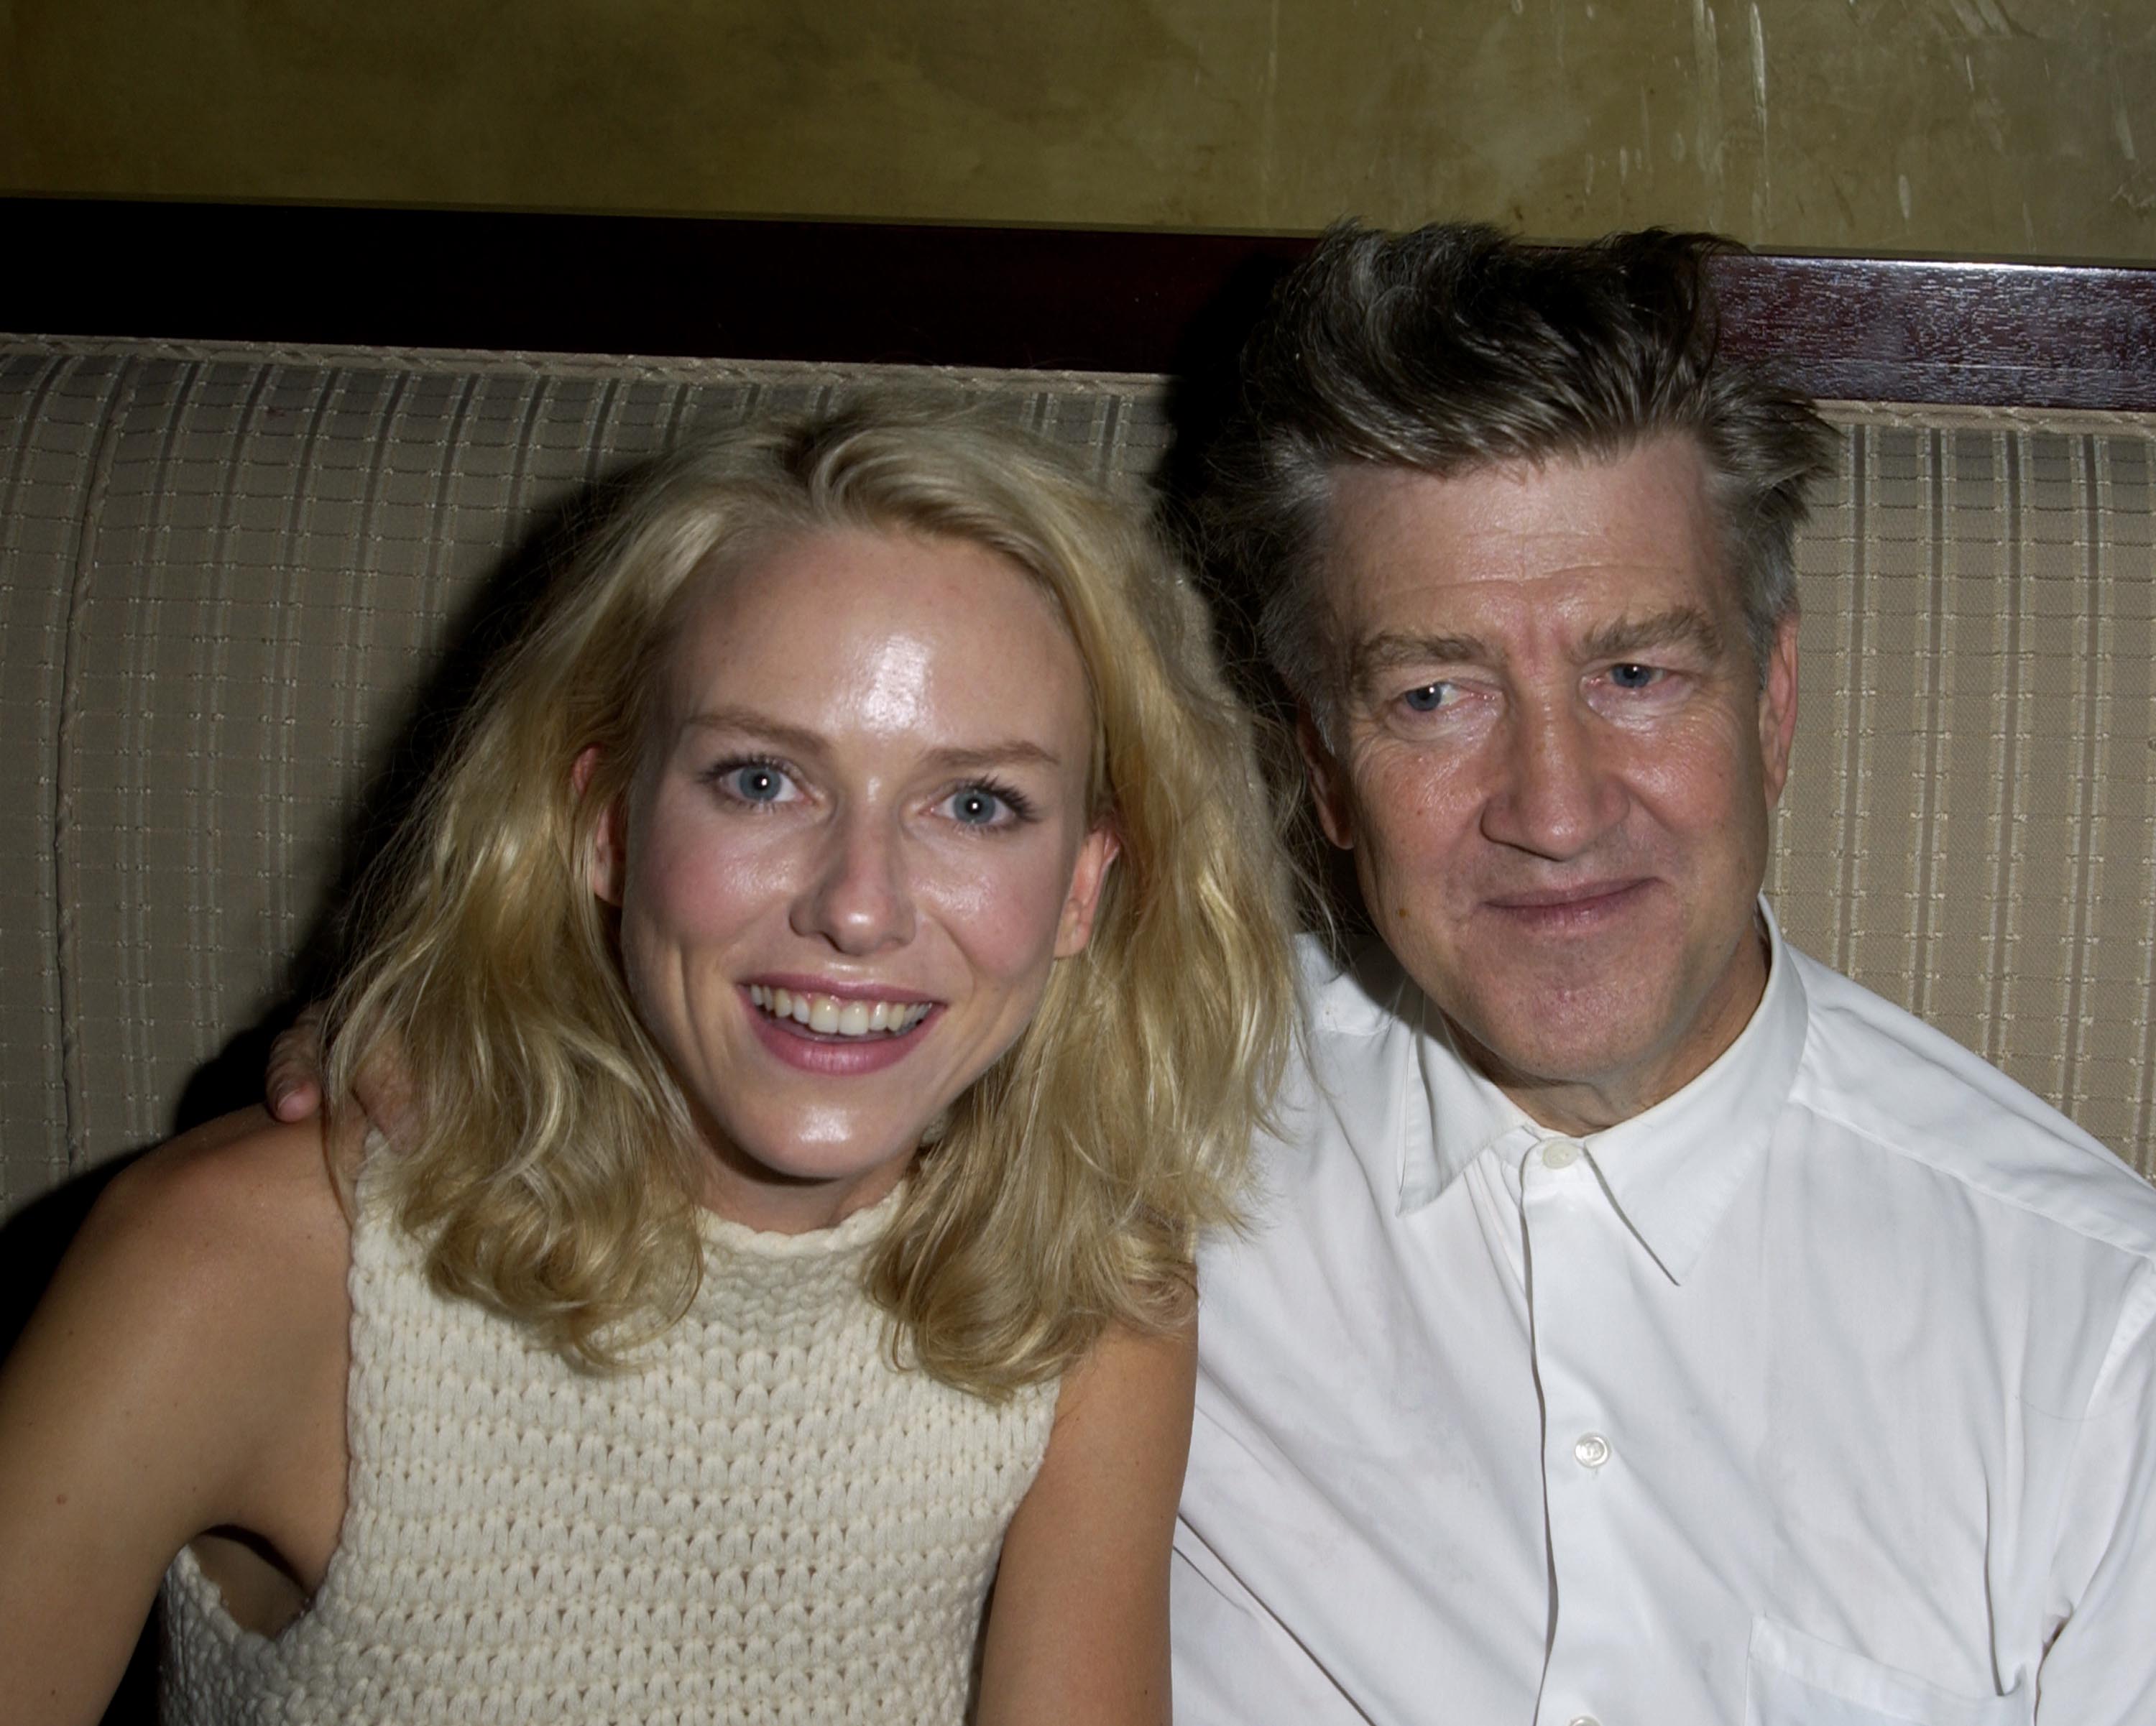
left=1610, top=663, right=1657, bottom=690
left=1403, top=684, right=1450, bottom=713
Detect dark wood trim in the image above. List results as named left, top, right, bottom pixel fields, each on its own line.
left=1710, top=252, right=2156, bottom=412
left=7, top=198, right=2156, bottom=409
left=0, top=198, right=1306, bottom=375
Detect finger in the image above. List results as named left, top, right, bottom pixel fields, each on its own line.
left=353, top=1040, right=421, bottom=1150
left=266, top=1002, right=331, bottom=1122
left=269, top=1074, right=323, bottom=1122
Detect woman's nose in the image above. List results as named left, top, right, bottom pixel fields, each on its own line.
left=791, top=809, right=917, bottom=953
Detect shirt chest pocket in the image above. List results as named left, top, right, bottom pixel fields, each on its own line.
left=1746, top=1617, right=2032, bottom=1726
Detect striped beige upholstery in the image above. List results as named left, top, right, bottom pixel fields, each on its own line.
left=3, top=338, right=2155, bottom=1229
left=1773, top=407, right=2156, bottom=1169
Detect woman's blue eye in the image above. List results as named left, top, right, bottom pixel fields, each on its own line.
left=724, top=763, right=791, bottom=803
left=942, top=782, right=1033, bottom=827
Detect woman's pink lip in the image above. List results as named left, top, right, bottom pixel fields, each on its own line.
left=744, top=993, right=941, bottom=1076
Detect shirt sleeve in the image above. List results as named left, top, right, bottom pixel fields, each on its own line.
left=1170, top=1539, right=1373, bottom=1726
left=2035, top=1261, right=2156, bottom=1722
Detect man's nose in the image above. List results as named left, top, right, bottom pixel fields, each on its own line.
left=791, top=808, right=916, bottom=954
left=1480, top=697, right=1627, bottom=859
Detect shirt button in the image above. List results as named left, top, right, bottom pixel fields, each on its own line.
left=1541, top=1138, right=1581, bottom=1170
left=1567, top=1717, right=1601, bottom=1726
left=1573, top=1432, right=1611, bottom=1469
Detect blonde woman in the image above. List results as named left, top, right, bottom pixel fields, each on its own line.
left=0, top=402, right=1294, bottom=1725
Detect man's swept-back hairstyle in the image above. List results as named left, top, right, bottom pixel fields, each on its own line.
left=328, top=399, right=1295, bottom=1396
left=1200, top=221, right=1835, bottom=719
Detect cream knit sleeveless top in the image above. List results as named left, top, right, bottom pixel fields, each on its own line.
left=160, top=1176, right=1058, bottom=1725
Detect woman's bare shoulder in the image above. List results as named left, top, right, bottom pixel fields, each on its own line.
left=93, top=1109, right=349, bottom=1288
left=0, top=1114, right=356, bottom=1719
left=2, top=1108, right=355, bottom=1525
left=52, top=1109, right=354, bottom=1385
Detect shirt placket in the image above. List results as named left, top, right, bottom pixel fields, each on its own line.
left=1521, top=1134, right=1641, bottom=1726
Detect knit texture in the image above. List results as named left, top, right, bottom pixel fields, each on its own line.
left=159, top=1177, right=1058, bottom=1725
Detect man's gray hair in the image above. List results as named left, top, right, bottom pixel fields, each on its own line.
left=1199, top=221, right=1836, bottom=721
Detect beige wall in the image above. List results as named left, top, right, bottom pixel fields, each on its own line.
left=4, top=0, right=2152, bottom=259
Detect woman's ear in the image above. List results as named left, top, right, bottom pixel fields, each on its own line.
left=1054, top=823, right=1123, bottom=959
left=573, top=746, right=625, bottom=907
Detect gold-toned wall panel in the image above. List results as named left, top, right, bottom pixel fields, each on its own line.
left=4, top=2, right=2153, bottom=259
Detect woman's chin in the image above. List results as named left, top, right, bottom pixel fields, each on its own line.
left=687, top=1124, right=923, bottom=1232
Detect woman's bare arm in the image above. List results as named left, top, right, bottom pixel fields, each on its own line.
left=974, top=1314, right=1198, bottom=1726
left=0, top=1114, right=350, bottom=1725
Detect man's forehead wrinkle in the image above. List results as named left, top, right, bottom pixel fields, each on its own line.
left=1319, top=442, right=1736, bottom=708
left=1358, top=517, right=1677, bottom=590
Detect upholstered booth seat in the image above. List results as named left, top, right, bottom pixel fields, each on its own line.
left=4, top=333, right=2156, bottom=1236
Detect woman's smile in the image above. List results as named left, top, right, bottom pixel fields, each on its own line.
left=742, top=982, right=944, bottom=1076
left=746, top=982, right=936, bottom=1039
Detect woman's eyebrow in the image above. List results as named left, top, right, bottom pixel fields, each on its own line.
left=681, top=707, right=826, bottom=757
left=681, top=709, right=1062, bottom=772
left=923, top=742, right=1064, bottom=772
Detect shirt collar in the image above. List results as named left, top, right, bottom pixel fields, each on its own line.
left=1398, top=985, right=1537, bottom=1214
left=1396, top=900, right=1810, bottom=1283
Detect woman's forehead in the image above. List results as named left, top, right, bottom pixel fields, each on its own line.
left=658, top=525, right=1094, bottom=757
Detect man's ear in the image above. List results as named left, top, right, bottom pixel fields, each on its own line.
left=573, top=746, right=625, bottom=907
left=1296, top=707, right=1357, bottom=851
left=1054, top=823, right=1123, bottom=959
left=1758, top=614, right=1800, bottom=810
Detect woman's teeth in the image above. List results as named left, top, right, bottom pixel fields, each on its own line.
left=747, top=985, right=932, bottom=1038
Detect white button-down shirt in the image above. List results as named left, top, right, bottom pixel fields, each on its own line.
left=1174, top=909, right=2156, bottom=1725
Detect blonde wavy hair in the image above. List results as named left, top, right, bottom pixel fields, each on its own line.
left=328, top=399, right=1296, bottom=1396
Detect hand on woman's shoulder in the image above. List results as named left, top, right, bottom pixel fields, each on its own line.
left=0, top=1110, right=352, bottom=1725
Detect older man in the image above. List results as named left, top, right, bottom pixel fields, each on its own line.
left=1171, top=224, right=2156, bottom=1724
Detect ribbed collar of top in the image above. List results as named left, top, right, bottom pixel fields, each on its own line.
left=1395, top=897, right=1810, bottom=1285
left=696, top=1176, right=908, bottom=1256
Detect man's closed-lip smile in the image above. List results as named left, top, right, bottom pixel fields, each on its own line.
left=1483, top=879, right=1653, bottom=928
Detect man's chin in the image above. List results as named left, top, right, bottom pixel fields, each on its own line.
left=1473, top=1043, right=1648, bottom=1102
left=1442, top=988, right=1672, bottom=1104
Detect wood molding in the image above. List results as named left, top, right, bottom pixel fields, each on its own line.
left=8, top=198, right=2155, bottom=408
left=1710, top=252, right=2156, bottom=412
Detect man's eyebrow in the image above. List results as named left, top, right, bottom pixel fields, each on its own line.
left=1341, top=607, right=1726, bottom=700
left=1345, top=630, right=1494, bottom=698
left=681, top=709, right=1062, bottom=770
left=1579, top=606, right=1723, bottom=662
